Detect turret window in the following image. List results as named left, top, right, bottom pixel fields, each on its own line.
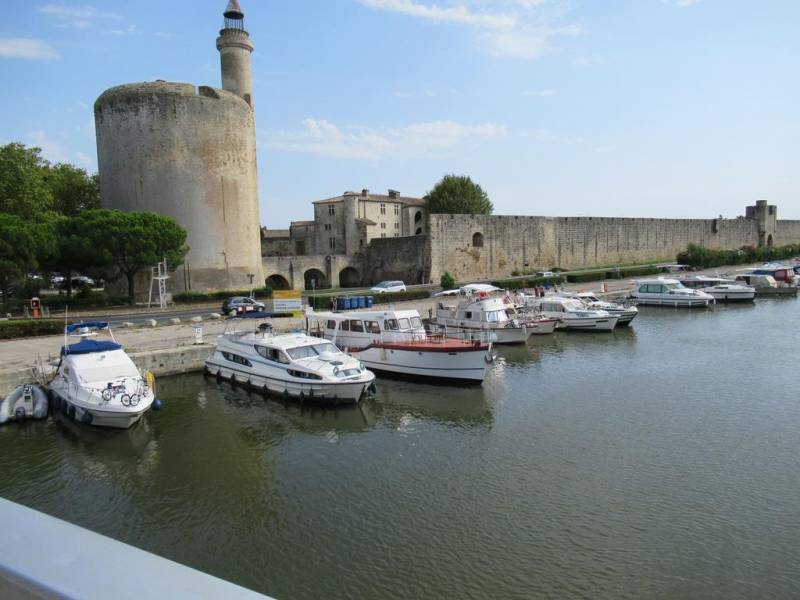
left=328, top=205, right=335, bottom=216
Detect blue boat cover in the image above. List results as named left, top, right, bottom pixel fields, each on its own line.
left=65, top=321, right=109, bottom=334
left=61, top=339, right=122, bottom=356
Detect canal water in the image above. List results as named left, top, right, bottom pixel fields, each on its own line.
left=2, top=298, right=799, bottom=599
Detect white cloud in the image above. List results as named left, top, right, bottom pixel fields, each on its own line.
left=523, top=89, right=557, bottom=97
left=675, top=0, right=702, bottom=6
left=37, top=4, right=120, bottom=29
left=28, top=130, right=70, bottom=163
left=264, top=118, right=506, bottom=160
left=573, top=54, right=604, bottom=68
left=358, top=0, right=582, bottom=60
left=0, top=38, right=58, bottom=59
left=358, top=0, right=515, bottom=29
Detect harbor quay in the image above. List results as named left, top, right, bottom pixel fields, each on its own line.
left=0, top=261, right=783, bottom=398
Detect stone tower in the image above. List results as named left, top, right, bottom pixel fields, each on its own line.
left=745, top=200, right=778, bottom=247
left=217, top=0, right=254, bottom=106
left=94, top=2, right=263, bottom=295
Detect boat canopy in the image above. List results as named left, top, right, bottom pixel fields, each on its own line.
left=226, top=311, right=274, bottom=320
left=61, top=339, right=122, bottom=356
left=65, top=321, right=109, bottom=334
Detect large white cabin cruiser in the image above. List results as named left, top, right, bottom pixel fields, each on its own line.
left=523, top=296, right=619, bottom=331
left=48, top=322, right=157, bottom=429
left=567, top=292, right=638, bottom=325
left=631, top=278, right=714, bottom=307
left=205, top=315, right=375, bottom=405
left=432, top=293, right=529, bottom=344
left=307, top=309, right=491, bottom=383
left=677, top=276, right=755, bottom=302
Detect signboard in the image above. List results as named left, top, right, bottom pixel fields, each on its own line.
left=272, top=290, right=303, bottom=314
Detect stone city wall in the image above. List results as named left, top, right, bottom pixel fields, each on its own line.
left=776, top=220, right=800, bottom=245
left=428, top=214, right=766, bottom=282
left=364, top=235, right=431, bottom=285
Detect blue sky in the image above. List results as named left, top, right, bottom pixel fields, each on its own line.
left=1, top=0, right=798, bottom=227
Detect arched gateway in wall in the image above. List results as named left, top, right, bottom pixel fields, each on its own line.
left=304, top=268, right=328, bottom=290
left=266, top=274, right=291, bottom=290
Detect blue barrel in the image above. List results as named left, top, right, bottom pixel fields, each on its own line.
left=366, top=296, right=374, bottom=308
left=357, top=296, right=366, bottom=309
left=342, top=297, right=351, bottom=310
left=336, top=297, right=344, bottom=310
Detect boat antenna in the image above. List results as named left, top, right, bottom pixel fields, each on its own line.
left=64, top=305, right=68, bottom=353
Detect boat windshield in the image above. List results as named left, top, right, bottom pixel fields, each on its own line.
left=286, top=343, right=341, bottom=360
left=562, top=299, right=585, bottom=310
left=664, top=282, right=686, bottom=290
left=485, top=310, right=509, bottom=323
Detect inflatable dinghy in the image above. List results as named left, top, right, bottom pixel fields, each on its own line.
left=0, top=384, right=48, bottom=424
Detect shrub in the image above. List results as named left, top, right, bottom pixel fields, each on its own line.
left=39, top=292, right=131, bottom=310
left=0, top=319, right=63, bottom=340
left=677, top=242, right=800, bottom=269
left=565, top=272, right=602, bottom=283
left=440, top=271, right=457, bottom=290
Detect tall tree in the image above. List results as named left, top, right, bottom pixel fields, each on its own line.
left=80, top=210, right=189, bottom=300
left=46, top=163, right=101, bottom=216
left=0, top=214, right=47, bottom=308
left=0, top=143, right=53, bottom=217
left=39, top=214, right=105, bottom=298
left=425, top=175, right=493, bottom=215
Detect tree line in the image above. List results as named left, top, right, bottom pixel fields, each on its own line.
left=0, top=142, right=188, bottom=307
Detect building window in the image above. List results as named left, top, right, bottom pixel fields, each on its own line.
left=394, top=233, right=399, bottom=237
left=380, top=223, right=386, bottom=229
left=380, top=203, right=386, bottom=215
left=414, top=211, right=422, bottom=223
left=394, top=204, right=400, bottom=215
left=472, top=232, right=484, bottom=248
left=324, top=223, right=331, bottom=231
left=329, top=237, right=336, bottom=250
left=394, top=222, right=399, bottom=229
left=415, top=228, right=422, bottom=235
left=381, top=233, right=386, bottom=238
left=328, top=205, right=335, bottom=216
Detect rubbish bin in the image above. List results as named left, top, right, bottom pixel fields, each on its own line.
left=366, top=296, right=374, bottom=308
left=357, top=296, right=366, bottom=309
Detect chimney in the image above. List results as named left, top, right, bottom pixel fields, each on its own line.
left=361, top=189, right=369, bottom=197
left=388, top=189, right=400, bottom=199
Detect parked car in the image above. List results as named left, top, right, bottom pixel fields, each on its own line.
left=370, top=281, right=407, bottom=294
left=222, top=296, right=266, bottom=315
left=535, top=271, right=556, bottom=278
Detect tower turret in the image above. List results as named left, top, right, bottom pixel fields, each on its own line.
left=216, top=0, right=254, bottom=106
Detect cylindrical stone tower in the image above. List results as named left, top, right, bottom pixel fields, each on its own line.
left=94, top=2, right=263, bottom=295
left=217, top=0, right=254, bottom=106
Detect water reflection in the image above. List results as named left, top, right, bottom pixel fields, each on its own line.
left=1, top=297, right=799, bottom=600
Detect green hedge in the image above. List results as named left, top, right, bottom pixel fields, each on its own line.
left=308, top=289, right=430, bottom=310
left=605, top=266, right=665, bottom=279
left=173, top=287, right=273, bottom=304
left=0, top=319, right=64, bottom=340
left=491, top=275, right=565, bottom=289
left=40, top=293, right=131, bottom=310
left=677, top=243, right=800, bottom=269
left=565, top=272, right=602, bottom=283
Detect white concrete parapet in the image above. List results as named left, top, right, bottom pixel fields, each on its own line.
left=0, top=497, right=272, bottom=599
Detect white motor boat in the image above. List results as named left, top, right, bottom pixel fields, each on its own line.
left=307, top=309, right=491, bottom=383
left=205, top=315, right=376, bottom=404
left=631, top=278, right=714, bottom=307
left=432, top=292, right=529, bottom=344
left=523, top=296, right=619, bottom=331
left=677, top=276, right=756, bottom=302
left=564, top=292, right=639, bottom=325
left=48, top=322, right=157, bottom=429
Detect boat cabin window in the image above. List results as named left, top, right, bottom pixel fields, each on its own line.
left=465, top=311, right=473, bottom=319
left=640, top=284, right=665, bottom=293
left=385, top=319, right=399, bottom=330
left=255, top=346, right=289, bottom=364
left=485, top=310, right=508, bottom=322
left=398, top=318, right=411, bottom=330
left=410, top=317, right=422, bottom=329
left=222, top=351, right=253, bottom=367
left=364, top=320, right=380, bottom=334
left=286, top=343, right=340, bottom=360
